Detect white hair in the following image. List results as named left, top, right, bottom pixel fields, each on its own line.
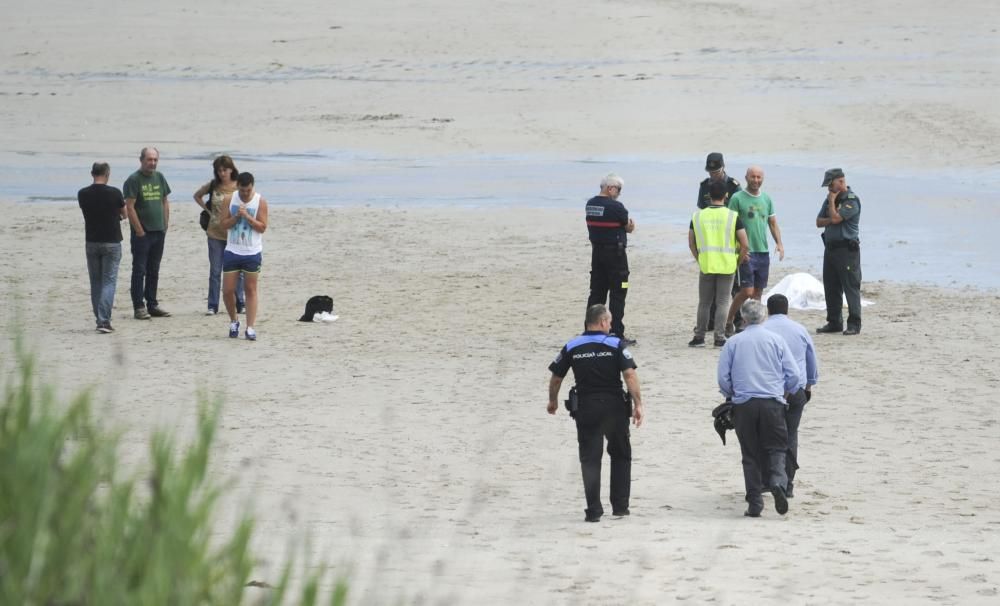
left=740, top=299, right=768, bottom=326
left=600, top=173, right=624, bottom=190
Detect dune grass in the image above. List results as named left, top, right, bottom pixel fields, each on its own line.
left=0, top=343, right=347, bottom=605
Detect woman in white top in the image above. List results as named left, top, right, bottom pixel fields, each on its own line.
left=218, top=172, right=269, bottom=341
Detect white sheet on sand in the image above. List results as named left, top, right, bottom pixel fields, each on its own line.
left=762, top=272, right=873, bottom=311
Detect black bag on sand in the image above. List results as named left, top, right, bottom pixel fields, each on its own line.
left=299, top=295, right=334, bottom=322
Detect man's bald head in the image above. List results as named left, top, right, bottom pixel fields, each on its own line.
left=745, top=165, right=764, bottom=194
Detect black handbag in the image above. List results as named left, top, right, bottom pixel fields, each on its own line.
left=199, top=198, right=212, bottom=231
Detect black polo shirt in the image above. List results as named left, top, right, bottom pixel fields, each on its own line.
left=585, top=195, right=629, bottom=246
left=549, top=331, right=637, bottom=396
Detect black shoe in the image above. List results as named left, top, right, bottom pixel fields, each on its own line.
left=713, top=337, right=727, bottom=347
left=236, top=303, right=246, bottom=314
left=744, top=508, right=762, bottom=518
left=771, top=485, right=789, bottom=515
left=816, top=323, right=843, bottom=334
left=148, top=306, right=171, bottom=318
left=585, top=514, right=602, bottom=523
left=843, top=327, right=860, bottom=336
left=612, top=509, right=630, bottom=517
left=688, top=336, right=706, bottom=348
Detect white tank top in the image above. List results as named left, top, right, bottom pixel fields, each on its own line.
left=226, top=192, right=263, bottom=255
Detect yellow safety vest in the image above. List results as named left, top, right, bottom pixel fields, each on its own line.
left=692, top=206, right=739, bottom=274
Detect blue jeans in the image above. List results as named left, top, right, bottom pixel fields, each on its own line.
left=86, top=242, right=122, bottom=325
left=130, top=230, right=165, bottom=309
left=207, top=238, right=243, bottom=311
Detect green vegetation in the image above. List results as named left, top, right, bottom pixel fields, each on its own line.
left=0, top=345, right=347, bottom=605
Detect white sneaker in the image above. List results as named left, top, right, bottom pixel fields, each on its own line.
left=314, top=311, right=339, bottom=323
left=245, top=327, right=257, bottom=341
left=206, top=308, right=218, bottom=316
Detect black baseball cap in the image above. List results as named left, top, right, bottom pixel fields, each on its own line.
left=705, top=152, right=724, bottom=172
left=822, top=168, right=845, bottom=187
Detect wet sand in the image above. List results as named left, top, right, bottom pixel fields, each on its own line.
left=2, top=0, right=1000, bottom=603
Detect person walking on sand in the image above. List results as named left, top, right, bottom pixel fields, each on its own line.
left=78, top=162, right=126, bottom=333
left=193, top=155, right=245, bottom=315
left=123, top=146, right=172, bottom=320
left=725, top=165, right=785, bottom=335
left=548, top=304, right=644, bottom=523
left=765, top=294, right=819, bottom=498
left=688, top=181, right=749, bottom=347
left=718, top=299, right=803, bottom=517
left=219, top=172, right=269, bottom=341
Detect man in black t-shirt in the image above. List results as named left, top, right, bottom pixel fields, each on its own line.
left=548, top=304, right=645, bottom=522
left=585, top=173, right=636, bottom=344
left=78, top=162, right=126, bottom=333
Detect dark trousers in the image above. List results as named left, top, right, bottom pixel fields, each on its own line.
left=823, top=245, right=862, bottom=330
left=587, top=245, right=629, bottom=337
left=130, top=230, right=165, bottom=309
left=575, top=393, right=631, bottom=517
left=785, top=389, right=808, bottom=488
left=733, top=398, right=788, bottom=506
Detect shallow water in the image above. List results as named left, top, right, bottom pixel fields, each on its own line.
left=2, top=149, right=996, bottom=290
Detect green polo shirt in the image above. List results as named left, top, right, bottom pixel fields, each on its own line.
left=123, top=170, right=171, bottom=232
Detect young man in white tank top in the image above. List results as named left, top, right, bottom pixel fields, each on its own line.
left=218, top=172, right=269, bottom=340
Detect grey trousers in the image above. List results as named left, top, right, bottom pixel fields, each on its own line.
left=696, top=272, right=733, bottom=340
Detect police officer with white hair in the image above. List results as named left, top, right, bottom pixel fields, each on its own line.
left=548, top=304, right=644, bottom=523
left=718, top=299, right=803, bottom=517
left=585, top=174, right=636, bottom=344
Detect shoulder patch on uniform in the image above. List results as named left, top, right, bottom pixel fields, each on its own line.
left=731, top=178, right=741, bottom=186
left=622, top=348, right=633, bottom=360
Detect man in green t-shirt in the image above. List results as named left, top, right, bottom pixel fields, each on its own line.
left=123, top=147, right=172, bottom=320
left=725, top=166, right=785, bottom=335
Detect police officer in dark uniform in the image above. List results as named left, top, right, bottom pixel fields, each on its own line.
left=815, top=168, right=862, bottom=335
left=548, top=304, right=644, bottom=523
left=697, top=153, right=742, bottom=329
left=697, top=152, right=742, bottom=209
left=585, top=173, right=635, bottom=344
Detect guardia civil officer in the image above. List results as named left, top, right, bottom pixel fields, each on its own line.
left=548, top=304, right=644, bottom=523
left=697, top=152, right=742, bottom=209
left=585, top=174, right=635, bottom=344
left=815, top=168, right=862, bottom=335
left=697, top=153, right=742, bottom=330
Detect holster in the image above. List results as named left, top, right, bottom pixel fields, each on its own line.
left=564, top=386, right=579, bottom=417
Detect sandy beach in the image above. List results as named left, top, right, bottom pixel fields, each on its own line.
left=2, top=0, right=1000, bottom=603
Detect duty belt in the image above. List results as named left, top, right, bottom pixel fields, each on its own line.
left=826, top=239, right=859, bottom=249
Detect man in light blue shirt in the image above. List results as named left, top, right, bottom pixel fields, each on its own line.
left=718, top=299, right=803, bottom=517
left=765, top=294, right=819, bottom=499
